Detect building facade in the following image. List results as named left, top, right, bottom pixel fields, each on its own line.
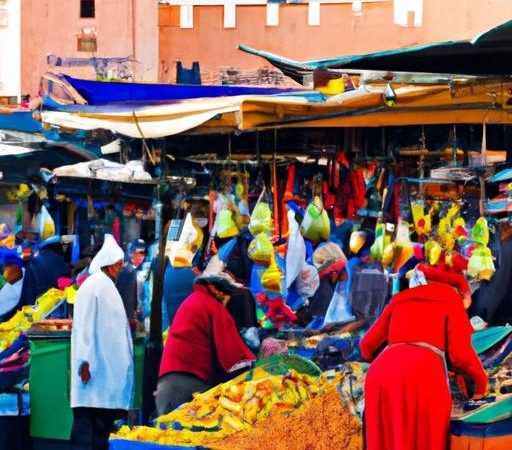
left=158, top=0, right=512, bottom=85
left=20, top=0, right=159, bottom=98
left=0, top=0, right=21, bottom=102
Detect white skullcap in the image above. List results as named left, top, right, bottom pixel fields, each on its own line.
left=89, top=234, right=124, bottom=274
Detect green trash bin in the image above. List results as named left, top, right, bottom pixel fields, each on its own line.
left=28, top=329, right=145, bottom=441
left=28, top=332, right=73, bottom=441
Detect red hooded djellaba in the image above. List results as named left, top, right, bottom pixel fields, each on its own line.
left=360, top=283, right=488, bottom=450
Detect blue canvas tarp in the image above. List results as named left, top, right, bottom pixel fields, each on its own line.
left=61, top=75, right=300, bottom=105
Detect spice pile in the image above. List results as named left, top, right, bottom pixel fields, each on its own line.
left=207, top=383, right=363, bottom=450
left=113, top=369, right=320, bottom=447
left=112, top=365, right=366, bottom=449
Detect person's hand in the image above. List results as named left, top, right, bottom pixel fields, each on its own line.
left=472, top=381, right=491, bottom=400
left=79, top=361, right=91, bottom=385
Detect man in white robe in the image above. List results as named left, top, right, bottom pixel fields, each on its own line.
left=70, top=234, right=134, bottom=450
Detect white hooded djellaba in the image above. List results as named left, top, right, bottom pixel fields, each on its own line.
left=70, top=234, right=134, bottom=409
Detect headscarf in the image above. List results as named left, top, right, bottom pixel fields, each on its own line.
left=89, top=234, right=124, bottom=274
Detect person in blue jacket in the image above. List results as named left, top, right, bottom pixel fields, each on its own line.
left=19, top=236, right=70, bottom=306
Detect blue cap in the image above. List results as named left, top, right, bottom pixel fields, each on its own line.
left=128, top=239, right=146, bottom=255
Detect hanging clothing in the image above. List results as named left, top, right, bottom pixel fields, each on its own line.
left=0, top=269, right=24, bottom=320
left=71, top=270, right=134, bottom=410
left=360, top=284, right=488, bottom=450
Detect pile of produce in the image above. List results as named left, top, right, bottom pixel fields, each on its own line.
left=209, top=382, right=362, bottom=450
left=0, top=288, right=65, bottom=352
left=114, top=369, right=319, bottom=447
left=112, top=362, right=367, bottom=449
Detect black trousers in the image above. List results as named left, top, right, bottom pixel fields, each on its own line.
left=154, top=372, right=210, bottom=416
left=71, top=407, right=125, bottom=450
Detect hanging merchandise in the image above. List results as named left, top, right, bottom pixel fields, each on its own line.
left=260, top=257, right=284, bottom=293
left=370, top=222, right=386, bottom=260
left=424, top=238, right=442, bottom=266
left=249, top=197, right=273, bottom=237
left=300, top=196, right=331, bottom=245
left=392, top=219, right=415, bottom=273
left=286, top=210, right=306, bottom=289
left=170, top=213, right=202, bottom=268
left=467, top=246, right=495, bottom=281
left=235, top=170, right=250, bottom=226
left=38, top=205, right=56, bottom=241
left=214, top=193, right=239, bottom=239
left=248, top=233, right=274, bottom=267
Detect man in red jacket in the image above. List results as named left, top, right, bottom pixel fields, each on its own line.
left=155, top=258, right=255, bottom=415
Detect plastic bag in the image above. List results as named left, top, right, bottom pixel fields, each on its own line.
left=213, top=194, right=239, bottom=239
left=424, top=239, right=442, bottom=265
left=261, top=259, right=284, bottom=293
left=300, top=196, right=331, bottom=244
left=295, top=264, right=320, bottom=299
left=249, top=201, right=272, bottom=236
left=248, top=233, right=274, bottom=266
left=170, top=213, right=199, bottom=267
left=323, top=281, right=354, bottom=325
left=285, top=210, right=306, bottom=288
left=467, top=246, right=495, bottom=281
left=38, top=205, right=55, bottom=241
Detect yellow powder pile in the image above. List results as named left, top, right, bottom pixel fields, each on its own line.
left=206, top=385, right=363, bottom=450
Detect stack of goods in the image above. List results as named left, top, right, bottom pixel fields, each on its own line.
left=113, top=369, right=319, bottom=447
left=0, top=288, right=65, bottom=390
left=111, top=359, right=366, bottom=450
left=0, top=288, right=65, bottom=352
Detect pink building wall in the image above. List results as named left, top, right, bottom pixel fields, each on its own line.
left=21, top=0, right=158, bottom=97
left=158, top=0, right=512, bottom=85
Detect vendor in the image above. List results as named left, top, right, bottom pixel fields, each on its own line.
left=0, top=252, right=25, bottom=321
left=155, top=256, right=255, bottom=416
left=19, top=235, right=70, bottom=306
left=360, top=267, right=489, bottom=450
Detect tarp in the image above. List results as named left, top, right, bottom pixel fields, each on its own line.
left=472, top=326, right=512, bottom=355
left=239, top=19, right=512, bottom=83
left=58, top=74, right=300, bottom=105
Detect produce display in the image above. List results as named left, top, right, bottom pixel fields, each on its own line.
left=114, top=369, right=319, bottom=447
left=0, top=288, right=65, bottom=352
left=111, top=361, right=367, bottom=449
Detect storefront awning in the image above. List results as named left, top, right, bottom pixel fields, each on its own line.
left=239, top=19, right=512, bottom=83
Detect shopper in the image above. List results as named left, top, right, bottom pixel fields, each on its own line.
left=155, top=256, right=255, bottom=416
left=19, top=236, right=70, bottom=306
left=360, top=280, right=489, bottom=450
left=70, top=234, right=134, bottom=450
left=0, top=252, right=25, bottom=321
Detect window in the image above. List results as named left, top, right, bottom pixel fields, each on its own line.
left=80, top=0, right=95, bottom=19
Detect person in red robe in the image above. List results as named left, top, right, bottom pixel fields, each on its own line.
left=155, top=258, right=255, bottom=416
left=360, top=282, right=488, bottom=450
